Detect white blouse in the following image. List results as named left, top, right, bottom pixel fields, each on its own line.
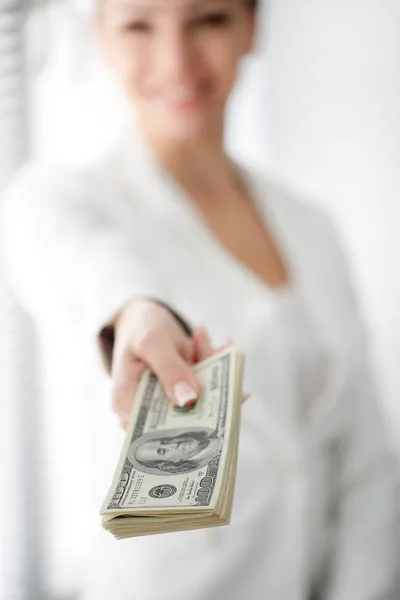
left=4, top=134, right=398, bottom=600
left=275, top=287, right=328, bottom=420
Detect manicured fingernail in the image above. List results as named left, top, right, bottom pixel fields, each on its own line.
left=173, top=380, right=198, bottom=408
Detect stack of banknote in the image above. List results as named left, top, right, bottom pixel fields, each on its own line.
left=100, top=346, right=244, bottom=539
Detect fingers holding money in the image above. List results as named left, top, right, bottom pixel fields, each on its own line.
left=111, top=297, right=247, bottom=431
left=136, top=332, right=200, bottom=408
left=112, top=343, right=200, bottom=427
left=111, top=300, right=202, bottom=426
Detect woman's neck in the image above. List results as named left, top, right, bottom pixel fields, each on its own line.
left=144, top=130, right=241, bottom=200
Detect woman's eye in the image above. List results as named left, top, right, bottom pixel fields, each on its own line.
left=197, top=12, right=231, bottom=27
left=123, top=21, right=150, bottom=33
left=157, top=448, right=167, bottom=456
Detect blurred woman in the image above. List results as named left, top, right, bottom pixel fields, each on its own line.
left=4, top=0, right=399, bottom=599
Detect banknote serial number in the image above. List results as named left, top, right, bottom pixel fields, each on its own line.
left=128, top=474, right=145, bottom=504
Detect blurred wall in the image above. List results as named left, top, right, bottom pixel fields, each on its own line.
left=233, top=0, right=400, bottom=434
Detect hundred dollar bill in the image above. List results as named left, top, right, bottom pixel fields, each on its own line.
left=100, top=346, right=244, bottom=539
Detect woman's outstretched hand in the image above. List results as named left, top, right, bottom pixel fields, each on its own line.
left=111, top=299, right=223, bottom=430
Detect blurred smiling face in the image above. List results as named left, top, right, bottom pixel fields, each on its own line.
left=97, top=0, right=255, bottom=144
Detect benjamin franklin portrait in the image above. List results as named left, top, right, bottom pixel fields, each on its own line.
left=127, top=427, right=222, bottom=475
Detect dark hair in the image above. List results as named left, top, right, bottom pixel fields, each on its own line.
left=99, top=0, right=258, bottom=11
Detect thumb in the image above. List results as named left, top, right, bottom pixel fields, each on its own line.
left=144, top=337, right=201, bottom=408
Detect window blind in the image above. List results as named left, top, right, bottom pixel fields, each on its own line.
left=0, top=2, right=47, bottom=599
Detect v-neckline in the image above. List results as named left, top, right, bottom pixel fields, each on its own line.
left=119, top=133, right=293, bottom=302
